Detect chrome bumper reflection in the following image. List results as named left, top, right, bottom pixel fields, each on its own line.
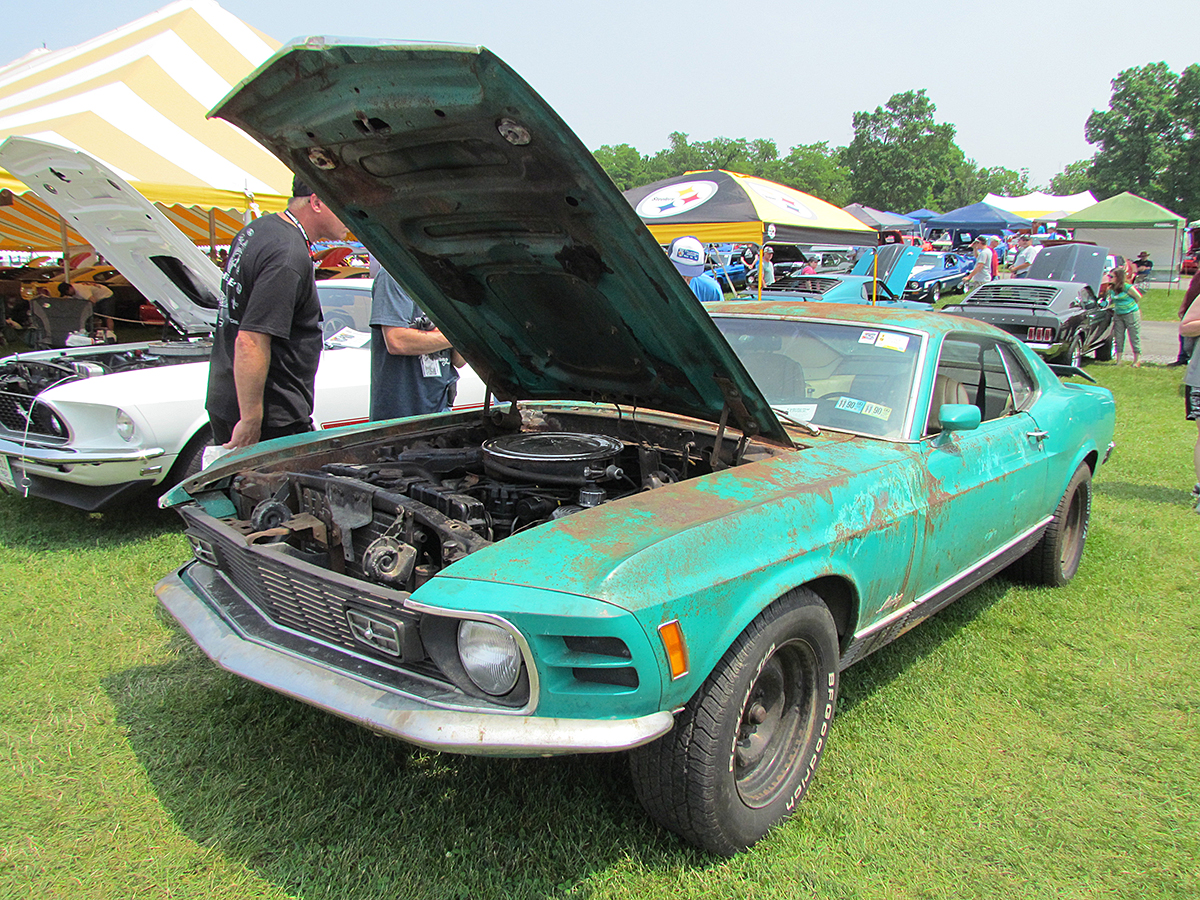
left=0, top=437, right=165, bottom=465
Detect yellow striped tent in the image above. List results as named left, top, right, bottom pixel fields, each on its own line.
left=0, top=0, right=291, bottom=253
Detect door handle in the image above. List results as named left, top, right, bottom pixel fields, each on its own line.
left=1027, top=430, right=1049, bottom=445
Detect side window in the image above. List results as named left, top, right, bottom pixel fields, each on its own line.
left=998, top=343, right=1038, bottom=411
left=925, top=335, right=1018, bottom=435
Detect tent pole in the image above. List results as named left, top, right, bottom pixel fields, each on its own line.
left=871, top=244, right=879, bottom=305
left=60, top=218, right=71, bottom=284
left=1167, top=222, right=1180, bottom=299
left=208, top=209, right=217, bottom=261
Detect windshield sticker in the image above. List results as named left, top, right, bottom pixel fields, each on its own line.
left=875, top=332, right=910, bottom=352
left=634, top=180, right=719, bottom=219
left=834, top=397, right=892, bottom=421
left=780, top=403, right=818, bottom=421
left=863, top=402, right=893, bottom=421
left=859, top=330, right=879, bottom=344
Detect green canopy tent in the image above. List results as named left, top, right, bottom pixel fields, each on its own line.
left=1056, top=192, right=1185, bottom=282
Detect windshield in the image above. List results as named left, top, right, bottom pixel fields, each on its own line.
left=316, top=283, right=372, bottom=339
left=714, top=316, right=923, bottom=439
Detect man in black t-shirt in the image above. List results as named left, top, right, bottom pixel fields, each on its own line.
left=205, top=176, right=347, bottom=449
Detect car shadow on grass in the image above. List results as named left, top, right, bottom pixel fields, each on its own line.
left=1093, top=479, right=1195, bottom=507
left=103, top=573, right=1015, bottom=898
left=104, top=622, right=709, bottom=900
left=0, top=490, right=181, bottom=550
left=834, top=576, right=1011, bottom=717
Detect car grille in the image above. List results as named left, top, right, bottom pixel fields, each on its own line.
left=0, top=390, right=69, bottom=441
left=768, top=276, right=842, bottom=294
left=967, top=283, right=1059, bottom=305
left=179, top=505, right=449, bottom=690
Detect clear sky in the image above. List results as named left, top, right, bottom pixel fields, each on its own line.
left=8, top=0, right=1199, bottom=187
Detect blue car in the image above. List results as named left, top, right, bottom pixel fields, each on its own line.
left=754, top=244, right=924, bottom=307
left=903, top=251, right=974, bottom=304
left=704, top=245, right=747, bottom=291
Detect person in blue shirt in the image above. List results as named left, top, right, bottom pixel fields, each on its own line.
left=668, top=236, right=723, bottom=302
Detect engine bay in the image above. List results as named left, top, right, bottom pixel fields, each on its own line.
left=0, top=341, right=212, bottom=399
left=208, top=410, right=778, bottom=593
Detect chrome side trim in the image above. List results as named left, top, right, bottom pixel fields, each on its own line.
left=854, top=516, right=1053, bottom=641
left=156, top=572, right=674, bottom=757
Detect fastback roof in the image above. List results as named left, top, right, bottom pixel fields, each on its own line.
left=0, top=0, right=292, bottom=249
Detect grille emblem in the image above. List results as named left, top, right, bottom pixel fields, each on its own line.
left=346, top=608, right=403, bottom=657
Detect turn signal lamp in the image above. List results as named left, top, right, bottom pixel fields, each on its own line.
left=658, top=619, right=689, bottom=680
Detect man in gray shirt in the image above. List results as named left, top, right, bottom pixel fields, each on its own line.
left=368, top=266, right=462, bottom=420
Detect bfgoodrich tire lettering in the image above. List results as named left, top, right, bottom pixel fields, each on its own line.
left=1016, top=463, right=1091, bottom=585
left=629, top=588, right=839, bottom=856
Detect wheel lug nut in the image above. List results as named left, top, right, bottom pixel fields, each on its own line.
left=749, top=703, right=767, bottom=724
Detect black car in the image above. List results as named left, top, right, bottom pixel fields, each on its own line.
left=941, top=244, right=1114, bottom=367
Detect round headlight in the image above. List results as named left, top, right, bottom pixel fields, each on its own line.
left=908, top=281, right=918, bottom=290
left=115, top=409, right=136, bottom=442
left=457, top=620, right=521, bottom=696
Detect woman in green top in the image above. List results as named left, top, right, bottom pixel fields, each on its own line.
left=1108, top=267, right=1143, bottom=367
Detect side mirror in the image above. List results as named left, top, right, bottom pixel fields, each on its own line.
left=939, top=403, right=981, bottom=433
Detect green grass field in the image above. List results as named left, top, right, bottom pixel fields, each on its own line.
left=1, top=364, right=1198, bottom=900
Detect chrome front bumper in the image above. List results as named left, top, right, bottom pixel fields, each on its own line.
left=0, top=436, right=165, bottom=465
left=155, top=570, right=675, bottom=758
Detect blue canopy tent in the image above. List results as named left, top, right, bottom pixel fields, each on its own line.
left=902, top=208, right=939, bottom=237
left=923, top=202, right=1031, bottom=232
left=923, top=202, right=1030, bottom=251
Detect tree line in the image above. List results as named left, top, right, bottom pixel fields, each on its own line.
left=593, top=62, right=1200, bottom=221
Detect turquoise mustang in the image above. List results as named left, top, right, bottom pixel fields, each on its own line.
left=156, top=40, right=1116, bottom=857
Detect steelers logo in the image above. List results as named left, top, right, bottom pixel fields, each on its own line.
left=635, top=180, right=718, bottom=218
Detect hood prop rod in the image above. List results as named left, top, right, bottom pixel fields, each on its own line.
left=709, top=404, right=750, bottom=469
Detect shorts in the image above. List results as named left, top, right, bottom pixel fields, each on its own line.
left=1187, top=385, right=1200, bottom=421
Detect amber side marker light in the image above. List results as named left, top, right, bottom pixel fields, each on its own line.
left=658, top=620, right=690, bottom=680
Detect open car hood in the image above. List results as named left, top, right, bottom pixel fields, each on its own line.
left=0, top=137, right=221, bottom=336
left=849, top=244, right=921, bottom=294
left=1028, top=243, right=1107, bottom=296
left=210, top=39, right=790, bottom=446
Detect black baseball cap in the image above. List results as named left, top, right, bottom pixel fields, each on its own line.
left=292, top=175, right=314, bottom=198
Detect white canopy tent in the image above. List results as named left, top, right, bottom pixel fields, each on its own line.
left=983, top=191, right=1097, bottom=222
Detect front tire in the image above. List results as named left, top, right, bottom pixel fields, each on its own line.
left=931, top=282, right=942, bottom=304
left=1015, top=463, right=1092, bottom=585
left=630, top=589, right=839, bottom=856
left=166, top=426, right=214, bottom=487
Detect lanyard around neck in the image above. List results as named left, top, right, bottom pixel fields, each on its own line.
left=282, top=209, right=310, bottom=247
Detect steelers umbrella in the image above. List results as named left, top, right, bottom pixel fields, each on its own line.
left=623, top=170, right=878, bottom=248
left=0, top=0, right=292, bottom=252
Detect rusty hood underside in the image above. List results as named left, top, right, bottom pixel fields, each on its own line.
left=210, top=39, right=790, bottom=446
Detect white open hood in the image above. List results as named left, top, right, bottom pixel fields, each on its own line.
left=0, top=136, right=222, bottom=336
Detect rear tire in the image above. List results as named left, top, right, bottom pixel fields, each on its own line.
left=1093, top=334, right=1115, bottom=361
left=1057, top=334, right=1084, bottom=368
left=1015, top=463, right=1091, bottom=585
left=629, top=589, right=839, bottom=856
